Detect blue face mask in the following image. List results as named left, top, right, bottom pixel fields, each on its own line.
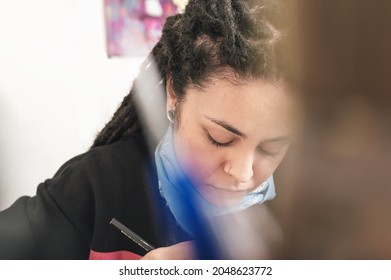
left=154, top=125, right=276, bottom=237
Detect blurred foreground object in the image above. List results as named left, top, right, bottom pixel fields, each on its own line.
left=270, top=0, right=391, bottom=259
left=212, top=204, right=283, bottom=259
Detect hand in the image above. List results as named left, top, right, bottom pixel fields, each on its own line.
left=141, top=241, right=194, bottom=260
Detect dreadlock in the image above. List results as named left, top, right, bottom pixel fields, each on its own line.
left=91, top=0, right=286, bottom=149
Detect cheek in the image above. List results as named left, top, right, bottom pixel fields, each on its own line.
left=252, top=164, right=274, bottom=185
left=252, top=156, right=284, bottom=185
left=174, top=128, right=221, bottom=181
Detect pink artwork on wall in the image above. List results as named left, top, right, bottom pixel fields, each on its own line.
left=104, top=0, right=187, bottom=57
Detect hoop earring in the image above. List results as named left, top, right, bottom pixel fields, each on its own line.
left=167, top=109, right=175, bottom=123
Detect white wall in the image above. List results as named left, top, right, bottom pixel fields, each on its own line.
left=0, top=0, right=145, bottom=210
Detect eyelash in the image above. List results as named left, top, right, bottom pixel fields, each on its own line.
left=257, top=147, right=279, bottom=158
left=207, top=131, right=281, bottom=158
left=207, top=133, right=233, bottom=147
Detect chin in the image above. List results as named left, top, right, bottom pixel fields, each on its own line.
left=203, top=192, right=245, bottom=208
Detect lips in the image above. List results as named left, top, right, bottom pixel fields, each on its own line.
left=204, top=184, right=251, bottom=197
left=200, top=184, right=250, bottom=207
left=206, top=184, right=253, bottom=193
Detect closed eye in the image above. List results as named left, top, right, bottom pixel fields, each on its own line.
left=207, top=133, right=234, bottom=147
left=257, top=146, right=281, bottom=158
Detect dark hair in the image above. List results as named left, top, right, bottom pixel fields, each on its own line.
left=91, top=0, right=286, bottom=149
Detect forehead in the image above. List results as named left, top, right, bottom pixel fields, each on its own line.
left=183, top=76, right=293, bottom=137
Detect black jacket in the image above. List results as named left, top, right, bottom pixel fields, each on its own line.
left=0, top=133, right=191, bottom=259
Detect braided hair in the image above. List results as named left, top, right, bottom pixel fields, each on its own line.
left=91, top=0, right=286, bottom=149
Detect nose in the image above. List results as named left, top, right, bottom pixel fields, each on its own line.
left=224, top=153, right=254, bottom=184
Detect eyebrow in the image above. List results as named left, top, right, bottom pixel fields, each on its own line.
left=204, top=114, right=290, bottom=143
left=262, top=136, right=290, bottom=143
left=204, top=115, right=246, bottom=137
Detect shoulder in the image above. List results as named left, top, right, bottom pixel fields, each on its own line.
left=46, top=133, right=156, bottom=217
left=43, top=133, right=157, bottom=248
left=53, top=133, right=152, bottom=180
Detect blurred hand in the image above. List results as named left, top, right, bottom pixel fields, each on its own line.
left=141, top=241, right=194, bottom=260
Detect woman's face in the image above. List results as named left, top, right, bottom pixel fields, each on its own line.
left=167, top=76, right=294, bottom=207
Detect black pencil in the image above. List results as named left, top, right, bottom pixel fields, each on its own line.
left=109, top=218, right=155, bottom=252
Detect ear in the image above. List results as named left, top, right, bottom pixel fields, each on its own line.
left=165, top=74, right=177, bottom=111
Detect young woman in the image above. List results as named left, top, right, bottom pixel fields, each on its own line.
left=0, top=0, right=294, bottom=259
